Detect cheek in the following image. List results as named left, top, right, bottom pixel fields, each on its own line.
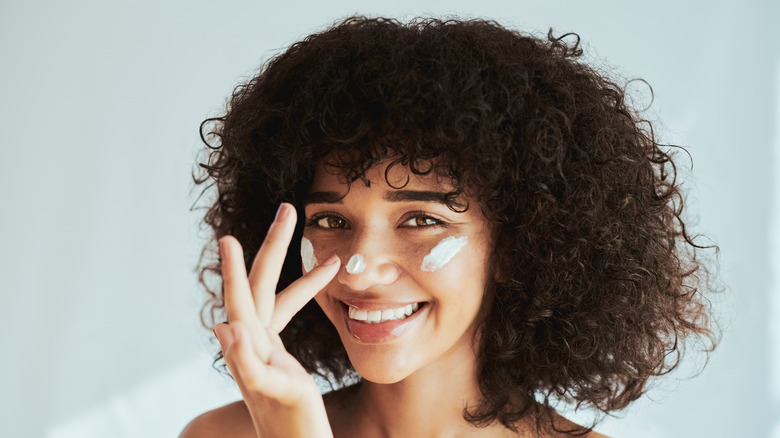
left=300, top=236, right=318, bottom=273
left=313, top=291, right=343, bottom=329
left=420, top=236, right=469, bottom=272
left=304, top=235, right=428, bottom=271
left=396, top=239, right=431, bottom=269
left=313, top=291, right=329, bottom=312
left=301, top=235, right=348, bottom=273
left=419, top=237, right=492, bottom=300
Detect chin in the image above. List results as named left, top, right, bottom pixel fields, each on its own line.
left=352, top=365, right=411, bottom=385
left=342, top=343, right=418, bottom=384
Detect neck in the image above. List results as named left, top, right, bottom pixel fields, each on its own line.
left=338, top=333, right=519, bottom=438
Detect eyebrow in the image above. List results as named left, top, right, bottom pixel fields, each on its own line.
left=303, top=190, right=450, bottom=207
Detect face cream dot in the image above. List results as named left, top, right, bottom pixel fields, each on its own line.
left=345, top=254, right=366, bottom=274
left=301, top=236, right=318, bottom=273
left=421, top=236, right=468, bottom=272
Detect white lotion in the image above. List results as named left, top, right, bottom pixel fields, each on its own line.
left=300, top=236, right=318, bottom=273
left=421, top=236, right=468, bottom=272
left=345, top=254, right=366, bottom=274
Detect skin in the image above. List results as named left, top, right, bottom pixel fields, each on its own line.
left=180, top=162, right=610, bottom=438
left=305, top=162, right=493, bottom=388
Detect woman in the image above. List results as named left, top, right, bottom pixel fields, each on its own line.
left=181, top=16, right=716, bottom=437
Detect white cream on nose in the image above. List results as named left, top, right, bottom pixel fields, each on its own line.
left=345, top=254, right=366, bottom=274
left=301, top=236, right=318, bottom=273
left=420, top=236, right=468, bottom=272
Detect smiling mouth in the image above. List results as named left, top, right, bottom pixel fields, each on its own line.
left=347, top=303, right=422, bottom=324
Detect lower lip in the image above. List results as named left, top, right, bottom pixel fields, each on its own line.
left=343, top=303, right=426, bottom=344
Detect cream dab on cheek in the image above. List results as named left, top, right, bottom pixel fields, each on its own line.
left=420, top=236, right=468, bottom=272
left=301, top=236, right=318, bottom=273
left=345, top=254, right=366, bottom=274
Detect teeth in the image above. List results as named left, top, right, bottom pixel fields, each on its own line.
left=366, top=310, right=381, bottom=323
left=348, top=303, right=422, bottom=323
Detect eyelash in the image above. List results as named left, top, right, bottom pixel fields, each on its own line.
left=402, top=212, right=448, bottom=229
left=304, top=212, right=448, bottom=230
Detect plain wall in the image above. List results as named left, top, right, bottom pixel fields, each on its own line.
left=1, top=1, right=778, bottom=437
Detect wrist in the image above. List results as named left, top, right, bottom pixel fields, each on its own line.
left=250, top=391, right=333, bottom=438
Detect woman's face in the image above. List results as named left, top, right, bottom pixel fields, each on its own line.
left=303, top=160, right=493, bottom=384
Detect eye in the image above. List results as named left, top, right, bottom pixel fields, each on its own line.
left=400, top=213, right=446, bottom=228
left=306, top=214, right=350, bottom=230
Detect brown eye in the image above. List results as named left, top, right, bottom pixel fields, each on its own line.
left=401, top=214, right=445, bottom=228
left=316, top=216, right=347, bottom=229
left=415, top=216, right=438, bottom=227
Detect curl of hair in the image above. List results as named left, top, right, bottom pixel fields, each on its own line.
left=195, top=16, right=717, bottom=433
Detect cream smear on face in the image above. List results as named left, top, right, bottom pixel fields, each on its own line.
left=420, top=236, right=468, bottom=272
left=301, top=236, right=318, bottom=273
left=345, top=254, right=366, bottom=274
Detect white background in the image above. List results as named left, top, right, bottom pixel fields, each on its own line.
left=1, top=1, right=778, bottom=437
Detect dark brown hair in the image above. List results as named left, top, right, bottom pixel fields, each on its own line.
left=196, top=16, right=717, bottom=433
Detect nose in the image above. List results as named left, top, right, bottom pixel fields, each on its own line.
left=337, top=230, right=401, bottom=291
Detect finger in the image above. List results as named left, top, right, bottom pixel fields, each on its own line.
left=220, top=321, right=262, bottom=375
left=220, top=236, right=258, bottom=323
left=213, top=322, right=234, bottom=347
left=223, top=322, right=302, bottom=406
left=270, top=254, right=340, bottom=333
left=220, top=236, right=274, bottom=361
left=216, top=322, right=260, bottom=362
left=220, top=322, right=258, bottom=384
left=247, top=203, right=297, bottom=323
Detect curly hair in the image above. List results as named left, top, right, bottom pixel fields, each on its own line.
left=196, top=16, right=717, bottom=433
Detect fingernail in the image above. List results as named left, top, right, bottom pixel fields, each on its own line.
left=275, top=203, right=290, bottom=221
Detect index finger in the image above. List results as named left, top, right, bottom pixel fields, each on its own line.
left=247, top=203, right=298, bottom=323
left=270, top=254, right=341, bottom=333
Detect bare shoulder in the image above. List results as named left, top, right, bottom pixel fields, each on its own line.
left=539, top=409, right=611, bottom=438
left=179, top=400, right=256, bottom=438
left=555, top=421, right=611, bottom=438
left=530, top=422, right=611, bottom=438
left=541, top=422, right=611, bottom=438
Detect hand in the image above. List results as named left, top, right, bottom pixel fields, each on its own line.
left=213, top=203, right=340, bottom=438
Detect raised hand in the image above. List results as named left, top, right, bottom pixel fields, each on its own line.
left=213, top=203, right=340, bottom=438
